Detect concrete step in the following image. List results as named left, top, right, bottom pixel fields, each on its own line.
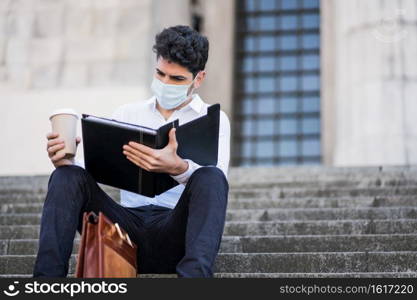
left=0, top=191, right=120, bottom=204
left=3, top=177, right=417, bottom=196
left=2, top=196, right=417, bottom=213
left=0, top=176, right=116, bottom=194
left=3, top=186, right=417, bottom=204
left=2, top=219, right=417, bottom=240
left=226, top=166, right=417, bottom=187
left=229, top=186, right=417, bottom=201
left=2, top=252, right=417, bottom=274
left=225, top=207, right=417, bottom=221
left=1, top=167, right=416, bottom=278
left=228, top=179, right=417, bottom=189
left=2, top=272, right=417, bottom=278
left=221, top=234, right=417, bottom=253
left=223, top=219, right=417, bottom=236
left=214, top=252, right=417, bottom=273
left=1, top=207, right=416, bottom=225
left=2, top=234, right=417, bottom=256
left=213, top=272, right=417, bottom=278
left=228, top=196, right=417, bottom=209
left=2, top=166, right=417, bottom=190
left=0, top=225, right=40, bottom=239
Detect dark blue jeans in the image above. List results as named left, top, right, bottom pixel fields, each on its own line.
left=32, top=165, right=229, bottom=278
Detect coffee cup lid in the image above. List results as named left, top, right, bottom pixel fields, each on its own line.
left=49, top=108, right=79, bottom=120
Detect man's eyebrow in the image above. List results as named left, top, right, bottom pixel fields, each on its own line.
left=156, top=68, right=187, bottom=80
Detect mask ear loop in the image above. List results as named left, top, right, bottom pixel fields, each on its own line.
left=187, top=71, right=201, bottom=97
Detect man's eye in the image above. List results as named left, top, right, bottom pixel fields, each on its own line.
left=157, top=71, right=164, bottom=76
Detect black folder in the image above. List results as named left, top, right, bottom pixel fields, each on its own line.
left=81, top=103, right=220, bottom=197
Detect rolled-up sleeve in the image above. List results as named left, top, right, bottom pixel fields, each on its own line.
left=74, top=159, right=85, bottom=169
left=170, top=110, right=231, bottom=185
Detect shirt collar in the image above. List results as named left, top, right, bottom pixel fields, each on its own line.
left=146, top=97, right=157, bottom=112
left=147, top=94, right=203, bottom=114
left=188, top=94, right=204, bottom=113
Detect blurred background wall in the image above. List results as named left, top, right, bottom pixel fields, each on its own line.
left=0, top=0, right=416, bottom=175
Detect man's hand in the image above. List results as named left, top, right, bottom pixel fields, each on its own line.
left=46, top=132, right=81, bottom=168
left=123, top=128, right=188, bottom=175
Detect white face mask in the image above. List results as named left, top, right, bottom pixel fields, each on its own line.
left=151, top=75, right=197, bottom=110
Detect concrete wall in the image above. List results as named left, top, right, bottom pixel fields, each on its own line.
left=0, top=0, right=154, bottom=175
left=1, top=0, right=154, bottom=89
left=0, top=0, right=237, bottom=176
left=198, top=0, right=235, bottom=120
left=320, top=0, right=336, bottom=166
left=324, top=0, right=417, bottom=166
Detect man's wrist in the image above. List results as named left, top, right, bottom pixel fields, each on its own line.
left=170, top=158, right=189, bottom=176
left=54, top=157, right=75, bottom=168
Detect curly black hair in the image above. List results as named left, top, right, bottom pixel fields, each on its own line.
left=152, top=25, right=209, bottom=78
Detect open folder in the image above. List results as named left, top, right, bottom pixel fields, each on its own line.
left=81, top=103, right=220, bottom=197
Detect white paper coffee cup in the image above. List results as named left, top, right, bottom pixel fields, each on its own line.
left=49, top=108, right=79, bottom=159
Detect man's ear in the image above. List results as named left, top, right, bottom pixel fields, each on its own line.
left=193, top=70, right=206, bottom=89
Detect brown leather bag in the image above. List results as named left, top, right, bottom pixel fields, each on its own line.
left=75, top=211, right=138, bottom=278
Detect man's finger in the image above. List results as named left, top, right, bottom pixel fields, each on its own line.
left=123, top=145, right=154, bottom=162
left=48, top=143, right=65, bottom=156
left=127, top=151, right=153, bottom=170
left=168, top=128, right=178, bottom=148
left=51, top=151, right=66, bottom=162
left=125, top=154, right=143, bottom=169
left=123, top=149, right=156, bottom=167
left=127, top=142, right=154, bottom=156
left=125, top=152, right=152, bottom=171
left=47, top=138, right=64, bottom=150
left=46, top=132, right=59, bottom=140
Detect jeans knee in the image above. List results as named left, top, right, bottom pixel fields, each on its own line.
left=188, top=167, right=229, bottom=192
left=45, top=165, right=94, bottom=215
left=48, top=165, right=88, bottom=190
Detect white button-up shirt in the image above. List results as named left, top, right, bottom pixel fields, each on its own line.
left=78, top=94, right=231, bottom=209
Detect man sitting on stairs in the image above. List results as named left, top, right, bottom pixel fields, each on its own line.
left=33, top=25, right=231, bottom=278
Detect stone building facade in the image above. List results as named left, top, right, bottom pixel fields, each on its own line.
left=0, top=0, right=415, bottom=175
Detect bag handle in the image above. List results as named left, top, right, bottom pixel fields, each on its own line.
left=87, top=211, right=98, bottom=224
left=114, top=223, right=134, bottom=248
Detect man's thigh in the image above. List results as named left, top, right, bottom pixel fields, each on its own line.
left=78, top=168, right=150, bottom=256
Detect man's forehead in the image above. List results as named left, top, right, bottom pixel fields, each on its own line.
left=156, top=57, right=192, bottom=76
